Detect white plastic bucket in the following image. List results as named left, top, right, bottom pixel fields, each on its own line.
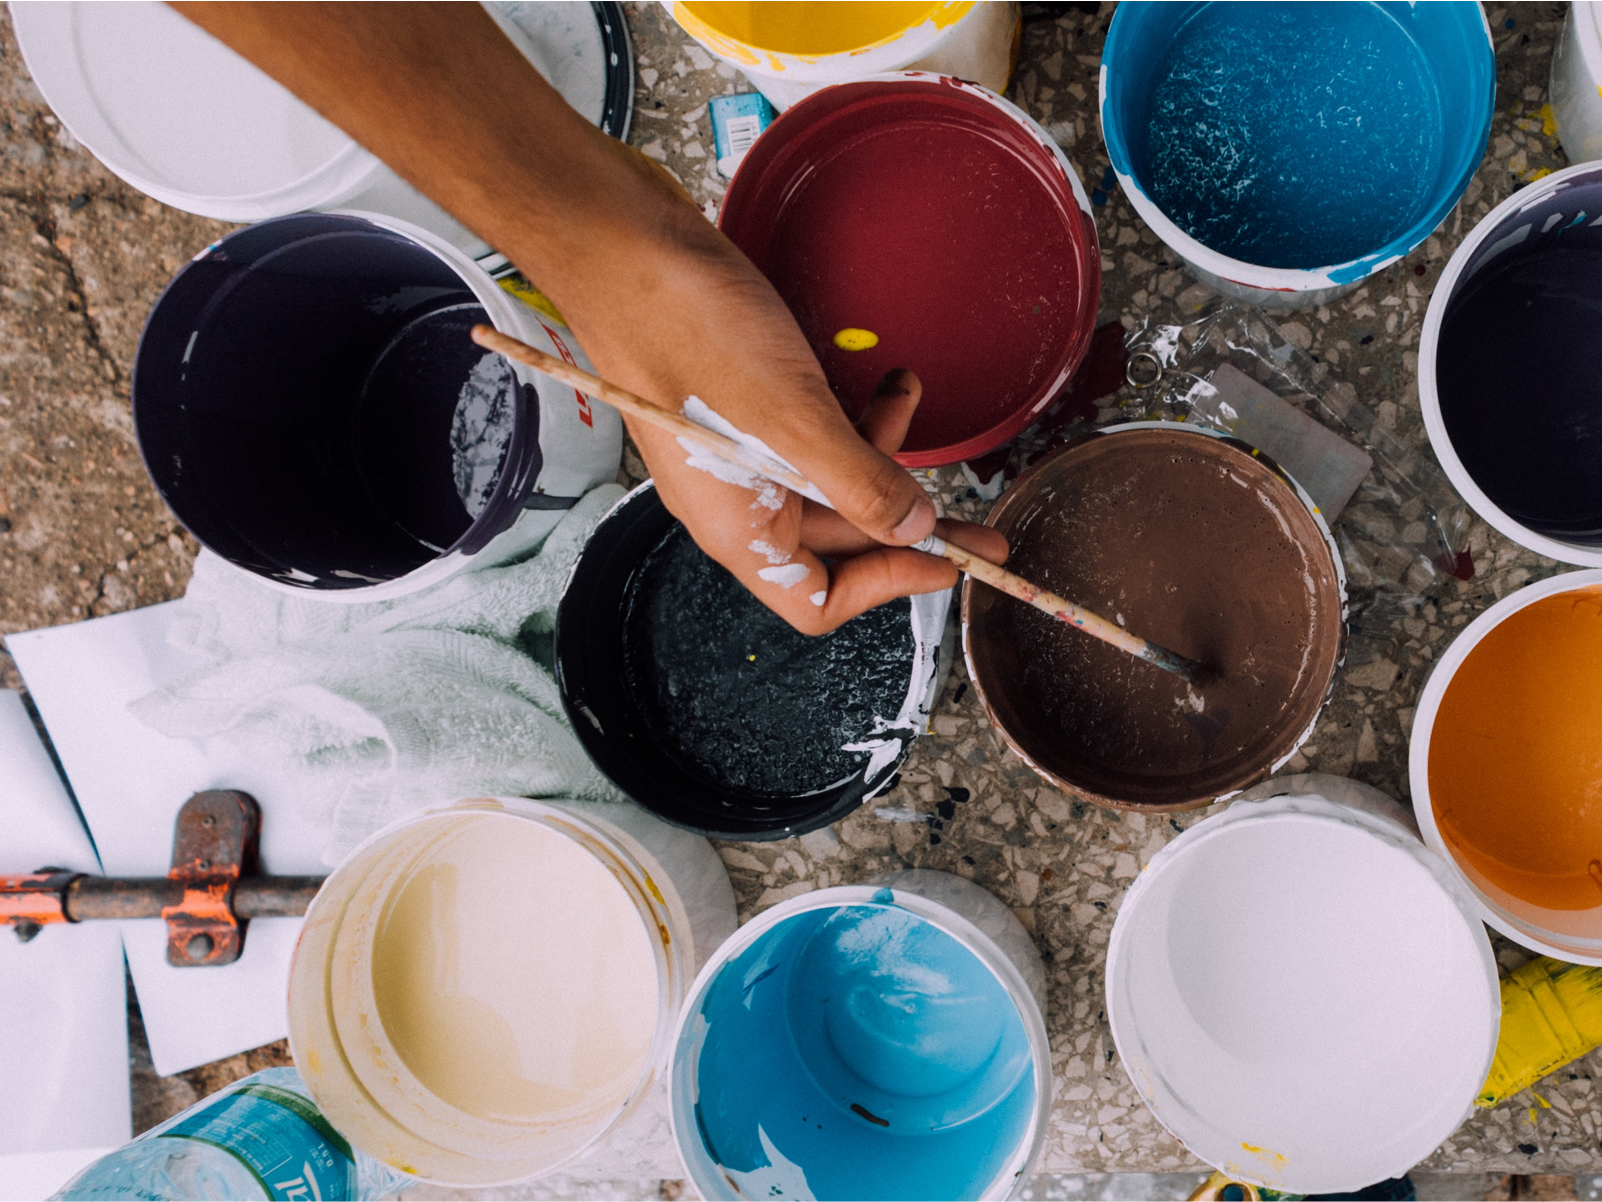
left=1419, top=160, right=1602, bottom=567
left=670, top=872, right=1050, bottom=1201
left=1098, top=3, right=1495, bottom=310
left=1409, top=570, right=1602, bottom=966
left=132, top=210, right=623, bottom=602
left=1106, top=779, right=1499, bottom=1196
left=287, top=796, right=736, bottom=1187
left=663, top=1, right=1019, bottom=111
left=9, top=1, right=632, bottom=256
left=1552, top=1, right=1602, bottom=165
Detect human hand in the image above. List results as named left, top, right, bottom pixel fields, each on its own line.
left=556, top=155, right=1008, bottom=634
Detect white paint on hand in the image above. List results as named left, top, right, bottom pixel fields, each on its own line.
left=809, top=590, right=827, bottom=607
left=677, top=395, right=830, bottom=506
left=758, top=563, right=809, bottom=588
left=749, top=539, right=790, bottom=565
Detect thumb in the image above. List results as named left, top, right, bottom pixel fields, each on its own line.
left=784, top=406, right=936, bottom=547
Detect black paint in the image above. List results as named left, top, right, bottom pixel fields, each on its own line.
left=554, top=485, right=927, bottom=840
left=623, top=526, right=912, bottom=797
left=1437, top=243, right=1602, bottom=542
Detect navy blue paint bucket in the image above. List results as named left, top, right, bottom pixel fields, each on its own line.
left=133, top=212, right=620, bottom=599
left=1100, top=2, right=1493, bottom=308
left=670, top=873, right=1051, bottom=1201
left=1421, top=162, right=1602, bottom=564
left=554, top=483, right=952, bottom=841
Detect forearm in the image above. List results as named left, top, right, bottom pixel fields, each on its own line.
left=170, top=3, right=709, bottom=340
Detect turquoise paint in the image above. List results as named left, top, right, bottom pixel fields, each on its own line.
left=1101, top=2, right=1493, bottom=276
left=684, top=903, right=1035, bottom=1200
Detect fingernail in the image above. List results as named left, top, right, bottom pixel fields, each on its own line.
left=891, top=498, right=936, bottom=543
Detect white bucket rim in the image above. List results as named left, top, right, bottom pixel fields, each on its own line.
left=1418, top=159, right=1602, bottom=567
left=287, top=796, right=688, bottom=1188
left=1096, top=6, right=1495, bottom=294
left=667, top=880, right=1052, bottom=1201
left=1407, top=567, right=1602, bottom=965
left=662, top=0, right=979, bottom=83
left=1106, top=791, right=1501, bottom=1194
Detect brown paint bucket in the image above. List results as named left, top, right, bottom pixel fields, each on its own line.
left=962, top=422, right=1346, bottom=812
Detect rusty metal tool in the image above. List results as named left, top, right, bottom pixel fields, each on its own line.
left=0, top=790, right=324, bottom=966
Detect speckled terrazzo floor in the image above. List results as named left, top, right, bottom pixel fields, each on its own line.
left=0, top=2, right=1596, bottom=1199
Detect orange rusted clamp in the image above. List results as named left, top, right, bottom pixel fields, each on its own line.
left=0, top=791, right=324, bottom=967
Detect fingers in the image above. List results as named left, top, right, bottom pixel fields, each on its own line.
left=857, top=369, right=921, bottom=454
left=799, top=507, right=1009, bottom=564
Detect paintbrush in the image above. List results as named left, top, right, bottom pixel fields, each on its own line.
left=470, top=324, right=1204, bottom=683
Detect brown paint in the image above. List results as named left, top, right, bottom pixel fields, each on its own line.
left=963, top=426, right=1345, bottom=811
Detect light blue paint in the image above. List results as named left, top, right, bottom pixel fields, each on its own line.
left=685, top=904, right=1035, bottom=1200
left=1101, top=2, right=1493, bottom=275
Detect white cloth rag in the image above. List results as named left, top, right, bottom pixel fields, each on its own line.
left=130, top=486, right=627, bottom=865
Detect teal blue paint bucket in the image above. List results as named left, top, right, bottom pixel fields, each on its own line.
left=1100, top=2, right=1493, bottom=308
left=670, top=873, right=1050, bottom=1201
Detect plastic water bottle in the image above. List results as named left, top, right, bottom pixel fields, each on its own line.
left=51, top=1067, right=404, bottom=1201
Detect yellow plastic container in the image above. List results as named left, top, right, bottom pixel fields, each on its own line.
left=664, top=0, right=1019, bottom=109
left=1478, top=955, right=1602, bottom=1107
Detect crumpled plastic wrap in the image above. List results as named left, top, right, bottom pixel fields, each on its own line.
left=1119, top=300, right=1475, bottom=665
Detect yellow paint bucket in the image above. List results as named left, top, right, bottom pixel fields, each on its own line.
left=664, top=1, right=1020, bottom=109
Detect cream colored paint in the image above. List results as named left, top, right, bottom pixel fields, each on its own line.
left=370, top=816, right=657, bottom=1123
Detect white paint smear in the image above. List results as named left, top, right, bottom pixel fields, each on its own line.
left=749, top=539, right=790, bottom=565
left=809, top=590, right=827, bottom=608
left=757, top=563, right=809, bottom=588
left=677, top=396, right=830, bottom=507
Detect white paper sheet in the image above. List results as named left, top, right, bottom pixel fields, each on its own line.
left=9, top=605, right=327, bottom=1076
left=0, top=690, right=130, bottom=1157
left=0, top=1146, right=116, bottom=1201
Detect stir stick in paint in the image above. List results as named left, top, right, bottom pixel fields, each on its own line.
left=471, top=325, right=1204, bottom=683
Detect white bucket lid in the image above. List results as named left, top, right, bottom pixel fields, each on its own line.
left=1106, top=791, right=1499, bottom=1195
left=10, top=1, right=627, bottom=248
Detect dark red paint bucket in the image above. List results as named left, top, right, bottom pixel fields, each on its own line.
left=720, top=72, right=1102, bottom=467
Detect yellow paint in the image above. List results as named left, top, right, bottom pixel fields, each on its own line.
left=1528, top=1106, right=1540, bottom=1124
left=370, top=817, right=656, bottom=1122
left=498, top=273, right=567, bottom=327
left=1476, top=956, right=1602, bottom=1107
left=1534, top=1091, right=1552, bottom=1108
left=833, top=326, right=880, bottom=351
left=1525, top=166, right=1554, bottom=183
left=1541, top=103, right=1557, bottom=137
left=673, top=1, right=974, bottom=64
left=1238, top=1142, right=1288, bottom=1168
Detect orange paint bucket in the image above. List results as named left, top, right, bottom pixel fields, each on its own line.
left=1411, top=570, right=1602, bottom=964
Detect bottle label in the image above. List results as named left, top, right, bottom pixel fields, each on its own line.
left=159, top=1082, right=358, bottom=1201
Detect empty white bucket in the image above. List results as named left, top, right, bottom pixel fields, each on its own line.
left=287, top=797, right=735, bottom=1187
left=10, top=1, right=632, bottom=255
left=1106, top=778, right=1499, bottom=1195
left=670, top=871, right=1050, bottom=1201
left=1552, top=1, right=1602, bottom=165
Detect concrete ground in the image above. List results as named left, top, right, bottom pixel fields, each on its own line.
left=1, top=2, right=1595, bottom=1201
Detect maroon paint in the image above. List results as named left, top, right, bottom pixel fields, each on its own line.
left=719, top=77, right=1101, bottom=467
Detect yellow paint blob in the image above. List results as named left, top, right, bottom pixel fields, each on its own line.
left=678, top=2, right=958, bottom=57
left=1477, top=956, right=1602, bottom=1107
left=1429, top=587, right=1602, bottom=912
left=370, top=816, right=656, bottom=1122
left=833, top=327, right=880, bottom=351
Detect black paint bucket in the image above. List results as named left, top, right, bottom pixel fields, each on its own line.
left=556, top=484, right=951, bottom=840
left=133, top=212, right=620, bottom=598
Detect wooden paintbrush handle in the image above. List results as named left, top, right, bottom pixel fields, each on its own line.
left=918, top=535, right=1200, bottom=681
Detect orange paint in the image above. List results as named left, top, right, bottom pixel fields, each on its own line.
left=1429, top=586, right=1602, bottom=911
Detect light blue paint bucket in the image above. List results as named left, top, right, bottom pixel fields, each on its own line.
left=1100, top=2, right=1494, bottom=308
left=670, top=872, right=1051, bottom=1201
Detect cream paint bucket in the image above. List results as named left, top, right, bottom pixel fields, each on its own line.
left=1552, top=2, right=1602, bottom=165
left=287, top=796, right=735, bottom=1186
left=670, top=872, right=1050, bottom=1201
left=1409, top=570, right=1602, bottom=966
left=663, top=1, right=1019, bottom=110
left=1106, top=777, right=1499, bottom=1195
